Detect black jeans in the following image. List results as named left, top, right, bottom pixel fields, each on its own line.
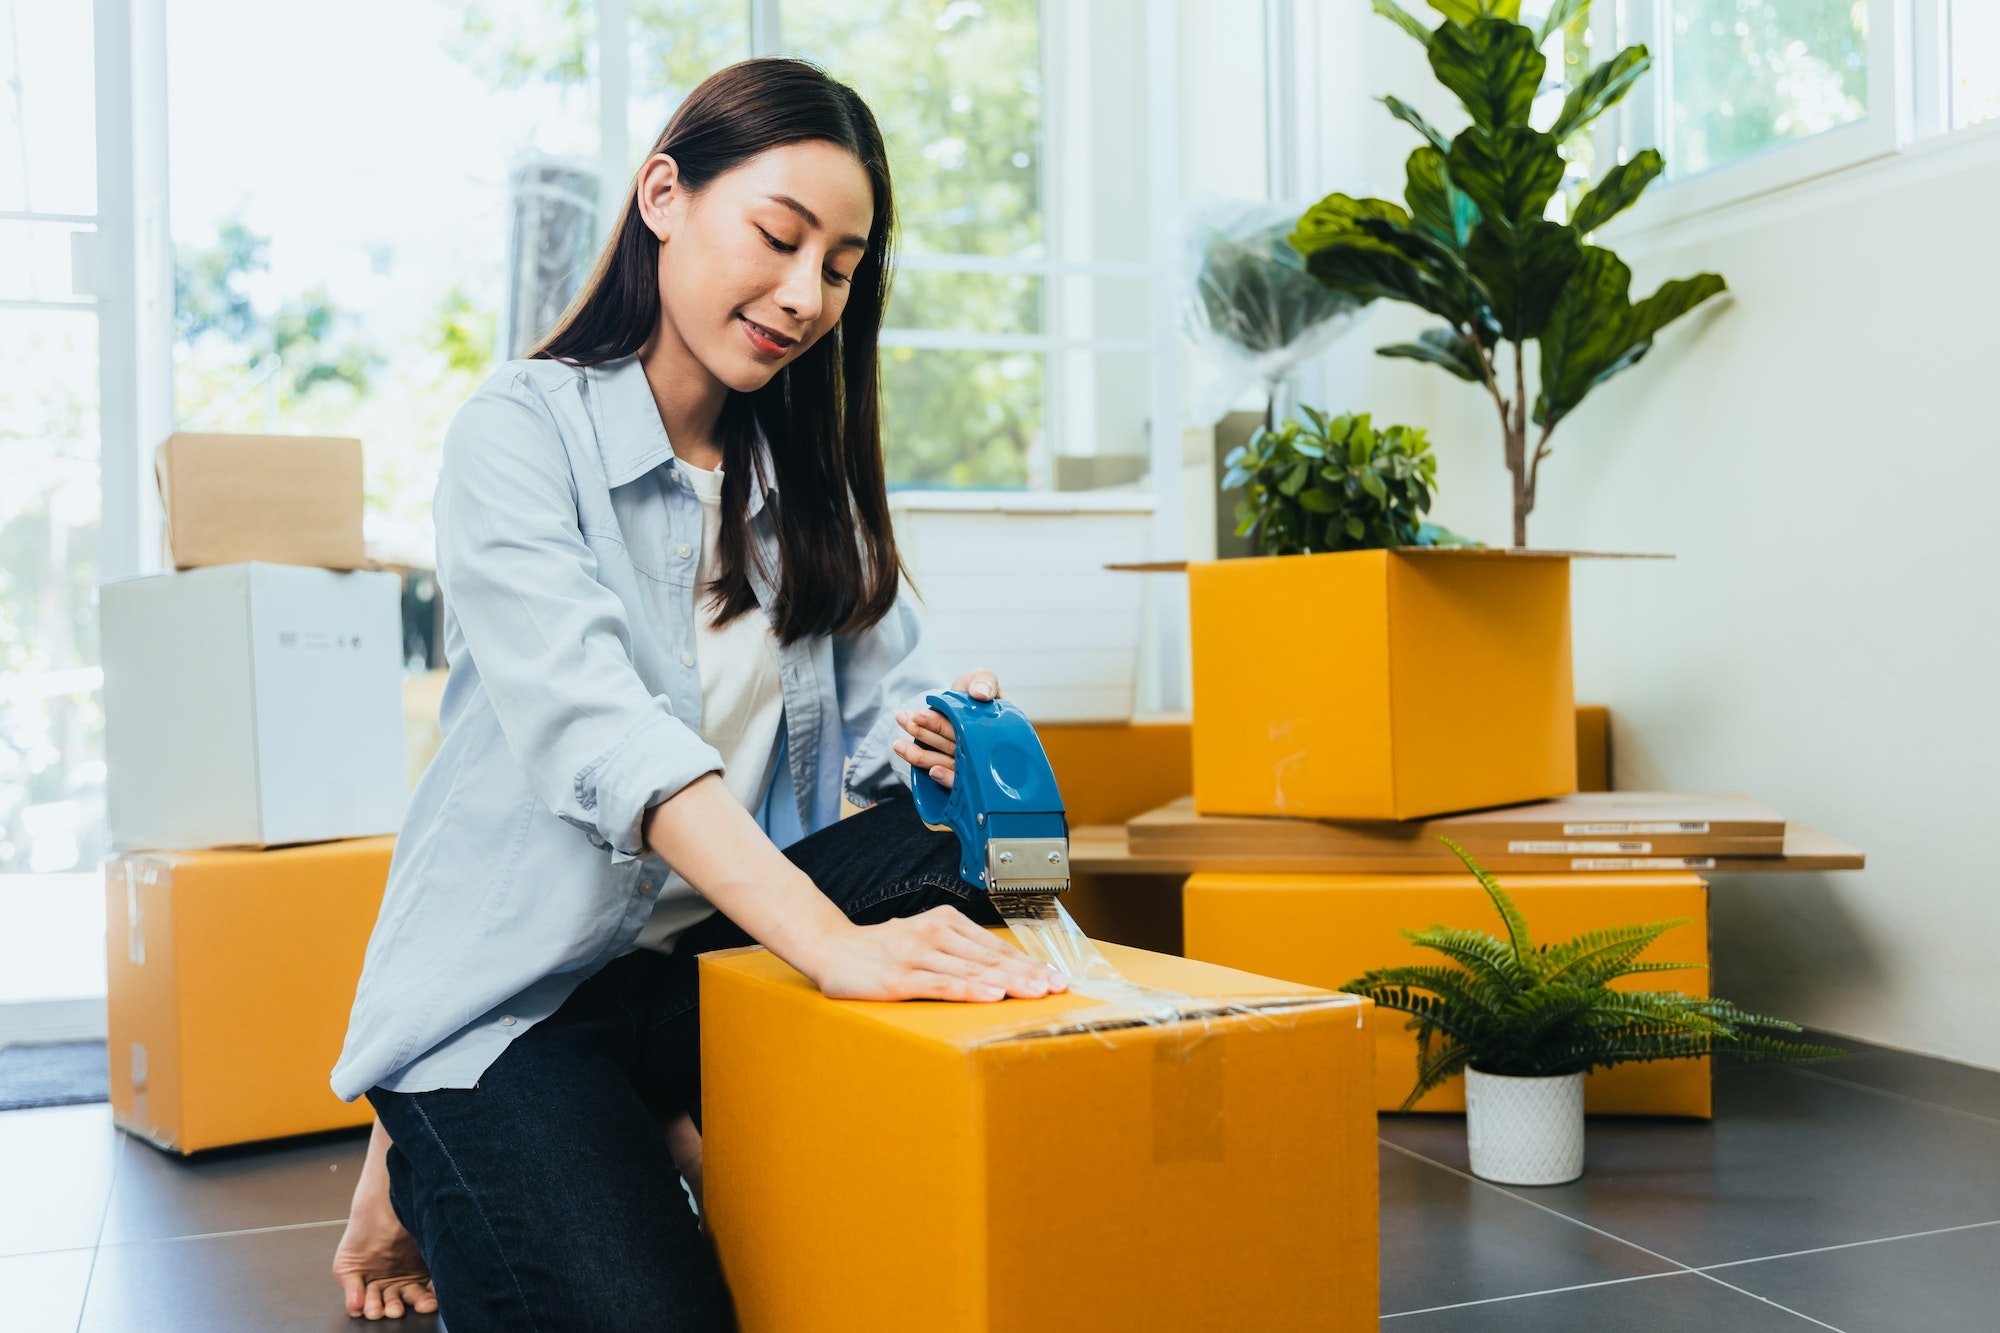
left=366, top=793, right=999, bottom=1333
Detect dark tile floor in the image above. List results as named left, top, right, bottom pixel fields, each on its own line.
left=3, top=1032, right=1995, bottom=1331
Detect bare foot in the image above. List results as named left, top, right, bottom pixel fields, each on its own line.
left=332, top=1177, right=437, bottom=1320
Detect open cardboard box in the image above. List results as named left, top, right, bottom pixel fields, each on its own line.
left=1113, top=549, right=1667, bottom=821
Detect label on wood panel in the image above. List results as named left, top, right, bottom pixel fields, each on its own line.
left=1564, top=821, right=1712, bottom=835
left=1571, top=856, right=1719, bottom=871
left=1509, top=840, right=1653, bottom=854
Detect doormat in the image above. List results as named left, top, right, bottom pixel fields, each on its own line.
left=0, top=1040, right=110, bottom=1111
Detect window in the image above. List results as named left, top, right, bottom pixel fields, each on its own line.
left=1948, top=0, right=2000, bottom=128
left=163, top=0, right=1161, bottom=559
left=1654, top=0, right=1871, bottom=181
left=0, top=0, right=108, bottom=1017
left=1596, top=0, right=1901, bottom=227
left=165, top=0, right=606, bottom=561
left=783, top=0, right=1051, bottom=490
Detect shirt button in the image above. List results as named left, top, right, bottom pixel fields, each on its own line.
left=681, top=649, right=696, bottom=667
left=498, top=1015, right=517, bottom=1028
left=589, top=833, right=606, bottom=848
left=677, top=542, right=693, bottom=559
left=638, top=877, right=655, bottom=895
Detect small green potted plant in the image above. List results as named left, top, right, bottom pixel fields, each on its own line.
left=1341, top=838, right=1842, bottom=1186
left=1221, top=407, right=1469, bottom=555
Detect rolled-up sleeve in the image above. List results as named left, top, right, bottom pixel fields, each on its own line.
left=434, top=371, right=723, bottom=861
left=833, top=581, right=944, bottom=809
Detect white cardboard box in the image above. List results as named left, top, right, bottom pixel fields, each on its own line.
left=102, top=563, right=408, bottom=850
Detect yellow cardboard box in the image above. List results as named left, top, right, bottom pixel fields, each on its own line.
left=1038, top=719, right=1194, bottom=953
left=700, top=937, right=1380, bottom=1331
left=1187, top=549, right=1576, bottom=819
left=1183, top=870, right=1711, bottom=1118
left=104, top=837, right=392, bottom=1152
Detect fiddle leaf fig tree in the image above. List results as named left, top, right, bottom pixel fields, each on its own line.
left=1291, top=0, right=1727, bottom=546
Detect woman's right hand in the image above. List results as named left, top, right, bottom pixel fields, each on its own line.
left=807, top=906, right=1068, bottom=1002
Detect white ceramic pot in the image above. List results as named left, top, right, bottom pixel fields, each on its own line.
left=1464, top=1067, right=1585, bottom=1186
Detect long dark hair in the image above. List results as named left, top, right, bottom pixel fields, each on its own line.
left=532, top=58, right=903, bottom=646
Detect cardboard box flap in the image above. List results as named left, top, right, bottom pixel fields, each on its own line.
left=1109, top=549, right=1672, bottom=572
left=698, top=937, right=1358, bottom=1051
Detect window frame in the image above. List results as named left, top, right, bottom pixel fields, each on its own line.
left=106, top=0, right=1192, bottom=715
left=1599, top=0, right=1908, bottom=234
left=752, top=0, right=1173, bottom=499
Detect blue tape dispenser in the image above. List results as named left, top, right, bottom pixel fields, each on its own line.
left=908, top=690, right=1071, bottom=903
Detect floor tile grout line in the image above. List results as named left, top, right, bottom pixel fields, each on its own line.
left=96, top=1217, right=347, bottom=1250
left=1688, top=1269, right=1849, bottom=1332
left=1695, top=1218, right=2000, bottom=1273
left=1379, top=1270, right=1684, bottom=1320
left=1384, top=1136, right=1848, bottom=1320
left=1378, top=1138, right=1702, bottom=1275
left=1781, top=1064, right=2000, bottom=1127
left=0, top=1243, right=101, bottom=1262
left=72, top=1126, right=122, bottom=1333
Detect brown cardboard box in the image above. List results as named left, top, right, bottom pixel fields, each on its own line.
left=155, top=433, right=366, bottom=570
left=104, top=838, right=392, bottom=1152
left=701, top=937, right=1380, bottom=1331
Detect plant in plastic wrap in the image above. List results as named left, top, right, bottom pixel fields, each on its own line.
left=1181, top=196, right=1368, bottom=428
left=1291, top=0, right=1729, bottom=546
left=1222, top=407, right=1472, bottom=555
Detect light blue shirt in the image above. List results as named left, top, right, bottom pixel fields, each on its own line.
left=331, top=355, right=936, bottom=1101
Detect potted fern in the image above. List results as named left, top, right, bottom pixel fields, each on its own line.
left=1341, top=838, right=1841, bottom=1186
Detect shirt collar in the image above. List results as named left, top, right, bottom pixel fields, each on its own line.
left=584, top=354, right=779, bottom=517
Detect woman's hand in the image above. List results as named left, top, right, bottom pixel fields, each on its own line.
left=808, top=904, right=1066, bottom=1002
left=893, top=669, right=1000, bottom=789
left=332, top=1122, right=437, bottom=1320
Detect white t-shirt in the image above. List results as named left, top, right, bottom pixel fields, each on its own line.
left=630, top=454, right=785, bottom=953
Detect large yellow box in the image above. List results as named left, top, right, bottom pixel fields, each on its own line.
left=104, top=837, right=393, bottom=1153
left=1183, top=870, right=1711, bottom=1118
left=1187, top=549, right=1576, bottom=819
left=700, top=937, right=1380, bottom=1331
left=1039, top=719, right=1194, bottom=953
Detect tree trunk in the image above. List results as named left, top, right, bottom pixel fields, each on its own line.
left=1504, top=419, right=1530, bottom=549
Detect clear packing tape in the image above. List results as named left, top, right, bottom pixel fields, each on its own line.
left=982, top=892, right=1368, bottom=1051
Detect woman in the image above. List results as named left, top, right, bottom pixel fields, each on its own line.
left=327, top=57, right=1065, bottom=1329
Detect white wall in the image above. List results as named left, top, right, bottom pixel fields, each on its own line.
left=1295, top=9, right=2000, bottom=1070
